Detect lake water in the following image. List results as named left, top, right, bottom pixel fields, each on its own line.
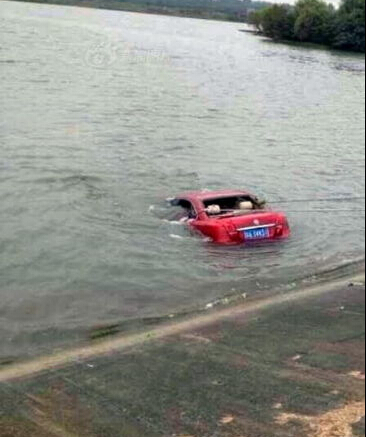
left=0, top=0, right=365, bottom=359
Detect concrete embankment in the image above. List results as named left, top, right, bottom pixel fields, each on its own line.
left=0, top=273, right=365, bottom=436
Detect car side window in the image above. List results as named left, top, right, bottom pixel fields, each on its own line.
left=178, top=200, right=197, bottom=219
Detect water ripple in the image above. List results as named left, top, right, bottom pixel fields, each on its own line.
left=0, top=0, right=364, bottom=358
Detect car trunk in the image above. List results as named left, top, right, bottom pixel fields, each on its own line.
left=219, top=211, right=285, bottom=242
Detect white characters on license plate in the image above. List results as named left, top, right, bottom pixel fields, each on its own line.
left=244, top=228, right=270, bottom=240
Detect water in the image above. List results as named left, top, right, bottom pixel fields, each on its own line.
left=0, top=0, right=365, bottom=359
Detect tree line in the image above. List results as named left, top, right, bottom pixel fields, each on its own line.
left=12, top=0, right=271, bottom=22
left=249, top=0, right=365, bottom=52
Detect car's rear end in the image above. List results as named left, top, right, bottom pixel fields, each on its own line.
left=201, top=211, right=290, bottom=244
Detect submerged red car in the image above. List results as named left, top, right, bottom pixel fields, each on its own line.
left=170, top=190, right=290, bottom=245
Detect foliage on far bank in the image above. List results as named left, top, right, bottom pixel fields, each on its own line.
left=249, top=0, right=365, bottom=52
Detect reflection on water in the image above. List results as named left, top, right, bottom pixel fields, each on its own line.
left=0, top=0, right=365, bottom=358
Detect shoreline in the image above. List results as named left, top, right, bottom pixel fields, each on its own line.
left=0, top=269, right=364, bottom=383
left=1, top=258, right=364, bottom=364
left=240, top=29, right=366, bottom=54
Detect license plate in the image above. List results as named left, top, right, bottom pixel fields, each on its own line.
left=244, top=227, right=270, bottom=240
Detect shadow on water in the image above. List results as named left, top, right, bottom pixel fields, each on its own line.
left=260, top=38, right=365, bottom=74
left=262, top=37, right=366, bottom=58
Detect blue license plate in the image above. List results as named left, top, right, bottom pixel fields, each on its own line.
left=244, top=227, right=270, bottom=240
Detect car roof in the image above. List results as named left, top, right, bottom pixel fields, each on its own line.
left=175, top=190, right=251, bottom=202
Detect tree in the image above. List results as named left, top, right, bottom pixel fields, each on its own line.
left=332, top=0, right=365, bottom=52
left=294, top=0, right=336, bottom=44
left=259, top=4, right=295, bottom=40
left=248, top=9, right=265, bottom=32
left=247, top=0, right=365, bottom=52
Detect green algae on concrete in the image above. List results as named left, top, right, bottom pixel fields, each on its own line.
left=0, top=282, right=364, bottom=437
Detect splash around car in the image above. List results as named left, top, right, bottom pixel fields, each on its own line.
left=169, top=190, right=290, bottom=245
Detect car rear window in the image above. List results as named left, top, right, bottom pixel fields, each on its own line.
left=203, top=196, right=253, bottom=210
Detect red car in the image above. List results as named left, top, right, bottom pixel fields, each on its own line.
left=170, top=190, right=290, bottom=245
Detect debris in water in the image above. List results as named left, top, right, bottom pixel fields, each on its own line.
left=205, top=299, right=221, bottom=309
left=349, top=281, right=365, bottom=287
left=170, top=234, right=184, bottom=240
